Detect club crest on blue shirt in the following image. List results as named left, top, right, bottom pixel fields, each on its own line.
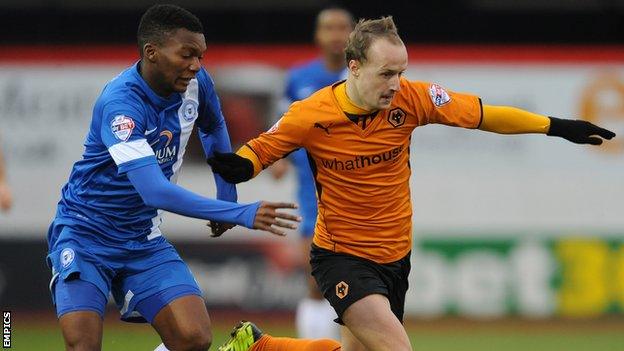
left=111, top=115, right=135, bottom=141
left=429, top=83, right=451, bottom=107
left=60, top=248, right=75, bottom=268
left=181, top=100, right=199, bottom=122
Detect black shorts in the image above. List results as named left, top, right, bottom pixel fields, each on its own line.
left=310, top=244, right=411, bottom=324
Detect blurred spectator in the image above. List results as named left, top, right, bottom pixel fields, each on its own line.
left=221, top=94, right=265, bottom=146
left=0, top=143, right=13, bottom=212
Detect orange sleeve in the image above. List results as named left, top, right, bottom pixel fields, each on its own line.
left=479, top=105, right=550, bottom=134
left=244, top=101, right=311, bottom=171
left=236, top=145, right=263, bottom=177
left=408, top=80, right=482, bottom=128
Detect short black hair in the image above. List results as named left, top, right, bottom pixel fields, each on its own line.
left=315, top=4, right=354, bottom=29
left=137, top=4, right=204, bottom=56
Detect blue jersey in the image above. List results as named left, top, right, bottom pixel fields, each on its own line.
left=283, top=59, right=345, bottom=236
left=49, top=62, right=236, bottom=246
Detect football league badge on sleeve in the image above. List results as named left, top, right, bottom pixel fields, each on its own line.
left=111, top=115, right=135, bottom=141
left=267, top=118, right=282, bottom=134
left=429, top=83, right=451, bottom=107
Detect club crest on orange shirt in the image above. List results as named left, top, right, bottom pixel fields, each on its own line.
left=336, top=281, right=349, bottom=299
left=387, top=108, right=406, bottom=127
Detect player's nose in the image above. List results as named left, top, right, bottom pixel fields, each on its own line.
left=389, top=75, right=401, bottom=92
left=189, top=57, right=201, bottom=72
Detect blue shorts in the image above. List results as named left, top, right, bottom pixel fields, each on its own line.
left=47, top=224, right=201, bottom=323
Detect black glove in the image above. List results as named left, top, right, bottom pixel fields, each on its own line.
left=547, top=117, right=616, bottom=145
left=207, top=221, right=235, bottom=237
left=207, top=152, right=253, bottom=184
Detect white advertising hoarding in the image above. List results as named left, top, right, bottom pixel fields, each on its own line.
left=0, top=62, right=622, bottom=238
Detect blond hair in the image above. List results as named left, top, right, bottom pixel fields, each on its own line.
left=344, top=16, right=402, bottom=64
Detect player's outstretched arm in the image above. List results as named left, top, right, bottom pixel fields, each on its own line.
left=479, top=105, right=616, bottom=144
left=127, top=163, right=299, bottom=236
left=209, top=201, right=300, bottom=237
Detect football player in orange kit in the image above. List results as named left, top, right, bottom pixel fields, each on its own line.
left=271, top=6, right=354, bottom=341
left=212, top=16, right=615, bottom=351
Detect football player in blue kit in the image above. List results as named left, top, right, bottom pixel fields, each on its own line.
left=46, top=4, right=299, bottom=351
left=270, top=6, right=354, bottom=341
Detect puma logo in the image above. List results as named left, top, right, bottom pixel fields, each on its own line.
left=314, top=122, right=331, bottom=135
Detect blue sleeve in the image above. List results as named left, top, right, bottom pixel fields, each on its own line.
left=196, top=69, right=237, bottom=202
left=127, top=163, right=259, bottom=228
left=99, top=97, right=156, bottom=174
left=100, top=97, right=147, bottom=148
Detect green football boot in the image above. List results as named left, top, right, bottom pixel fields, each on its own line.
left=218, top=320, right=264, bottom=351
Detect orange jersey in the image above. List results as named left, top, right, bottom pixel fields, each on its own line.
left=244, top=78, right=482, bottom=263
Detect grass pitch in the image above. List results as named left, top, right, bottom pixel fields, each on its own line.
left=12, top=312, right=624, bottom=351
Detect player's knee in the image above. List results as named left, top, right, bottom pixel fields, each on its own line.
left=60, top=314, right=102, bottom=351
left=63, top=333, right=101, bottom=351
left=192, top=329, right=212, bottom=351
left=166, top=325, right=212, bottom=351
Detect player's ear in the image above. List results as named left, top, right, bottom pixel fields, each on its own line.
left=348, top=59, right=360, bottom=78
left=143, top=43, right=157, bottom=63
